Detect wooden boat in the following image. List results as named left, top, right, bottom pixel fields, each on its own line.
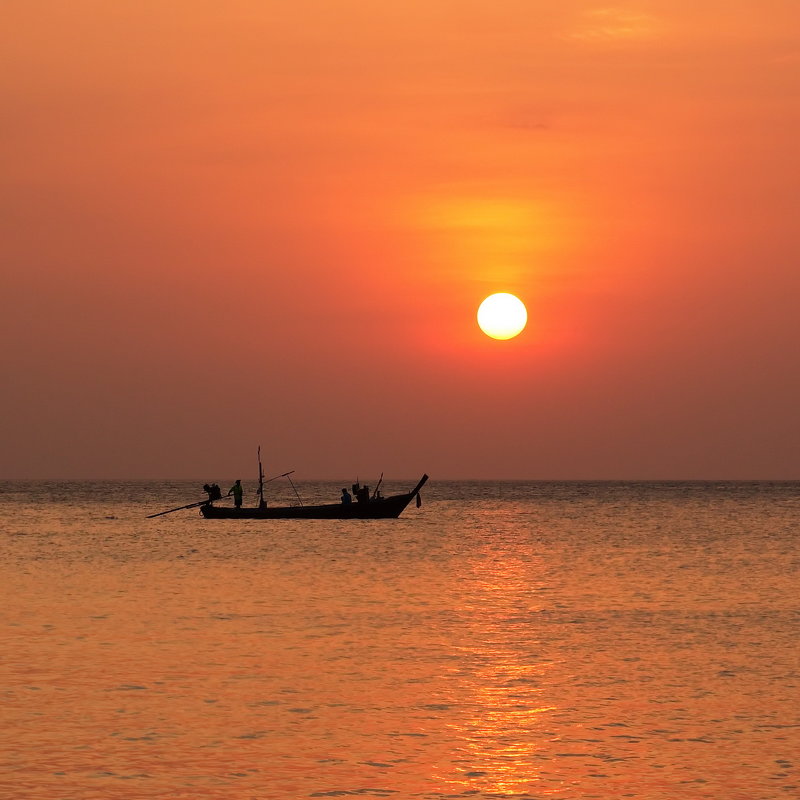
left=146, top=446, right=428, bottom=521
left=200, top=474, right=428, bottom=520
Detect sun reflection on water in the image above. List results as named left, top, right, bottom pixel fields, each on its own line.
left=432, top=536, right=563, bottom=795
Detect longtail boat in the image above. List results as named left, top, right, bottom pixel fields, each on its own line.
left=146, top=447, right=428, bottom=521
left=200, top=474, right=428, bottom=520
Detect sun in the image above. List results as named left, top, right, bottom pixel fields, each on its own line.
left=477, top=293, right=527, bottom=340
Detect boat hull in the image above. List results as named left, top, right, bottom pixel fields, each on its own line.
left=199, top=475, right=428, bottom=520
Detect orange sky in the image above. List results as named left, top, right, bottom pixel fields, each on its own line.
left=1, top=1, right=799, bottom=479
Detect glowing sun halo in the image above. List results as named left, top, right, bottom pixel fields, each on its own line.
left=477, top=293, right=528, bottom=340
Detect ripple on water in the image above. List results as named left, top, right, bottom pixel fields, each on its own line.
left=1, top=480, right=798, bottom=799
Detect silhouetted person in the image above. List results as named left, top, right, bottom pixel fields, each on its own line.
left=203, top=483, right=222, bottom=504
left=356, top=485, right=370, bottom=503
left=341, top=488, right=352, bottom=504
left=228, top=479, right=244, bottom=508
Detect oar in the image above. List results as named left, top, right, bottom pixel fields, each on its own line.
left=146, top=498, right=216, bottom=519
left=148, top=471, right=295, bottom=518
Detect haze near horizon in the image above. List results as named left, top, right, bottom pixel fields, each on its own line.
left=2, top=1, right=799, bottom=480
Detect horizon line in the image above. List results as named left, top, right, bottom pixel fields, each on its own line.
left=2, top=476, right=799, bottom=483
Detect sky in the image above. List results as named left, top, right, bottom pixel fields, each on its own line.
left=1, top=0, right=799, bottom=480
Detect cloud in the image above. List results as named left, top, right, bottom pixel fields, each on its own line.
left=772, top=50, right=800, bottom=64
left=567, top=7, right=662, bottom=43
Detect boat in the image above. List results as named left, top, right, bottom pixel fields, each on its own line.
left=200, top=473, right=428, bottom=520
left=146, top=447, right=428, bottom=521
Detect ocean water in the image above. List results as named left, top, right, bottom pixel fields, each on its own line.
left=0, top=479, right=797, bottom=799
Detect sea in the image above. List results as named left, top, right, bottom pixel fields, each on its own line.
left=1, top=479, right=797, bottom=799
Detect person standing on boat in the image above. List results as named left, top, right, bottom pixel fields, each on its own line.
left=228, top=479, right=244, bottom=509
left=341, top=488, right=352, bottom=504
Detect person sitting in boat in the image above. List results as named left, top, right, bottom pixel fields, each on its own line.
left=228, top=479, right=244, bottom=509
left=202, top=483, right=222, bottom=504
left=341, top=488, right=352, bottom=504
left=356, top=485, right=370, bottom=503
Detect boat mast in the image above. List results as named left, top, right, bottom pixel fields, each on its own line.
left=257, top=446, right=266, bottom=509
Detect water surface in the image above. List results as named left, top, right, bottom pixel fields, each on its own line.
left=1, top=480, right=797, bottom=798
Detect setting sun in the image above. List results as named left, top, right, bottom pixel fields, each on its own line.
left=477, top=293, right=528, bottom=340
